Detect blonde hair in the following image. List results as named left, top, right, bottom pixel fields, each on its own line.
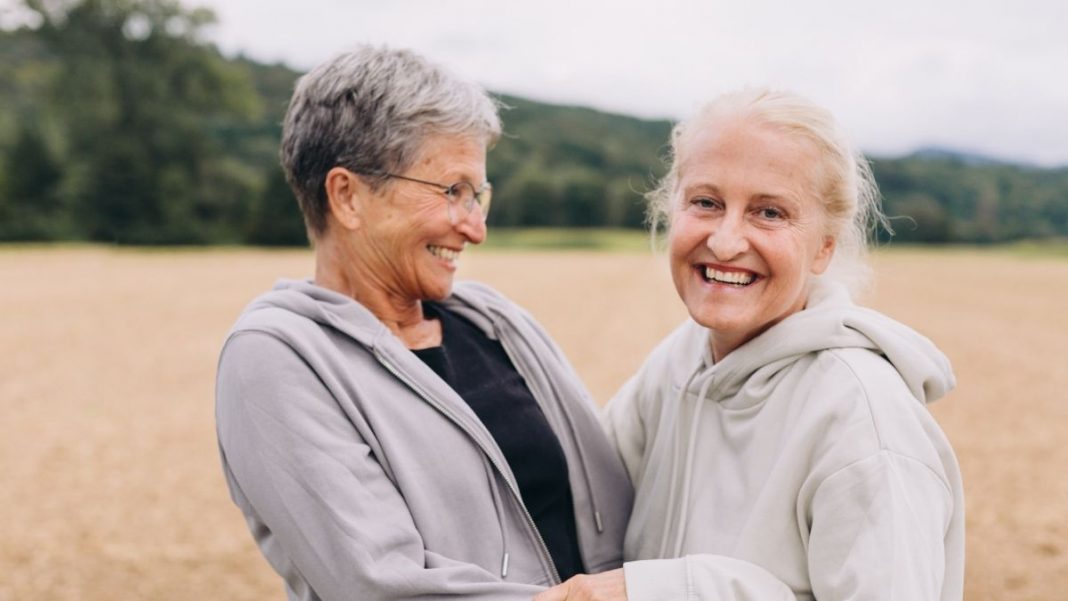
left=647, top=88, right=889, bottom=295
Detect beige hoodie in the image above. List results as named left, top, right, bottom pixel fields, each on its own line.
left=604, top=282, right=963, bottom=601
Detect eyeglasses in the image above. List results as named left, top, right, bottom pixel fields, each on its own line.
left=377, top=172, right=492, bottom=223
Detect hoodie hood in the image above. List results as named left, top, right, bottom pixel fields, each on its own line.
left=242, top=278, right=390, bottom=347
left=239, top=278, right=507, bottom=351
left=685, top=280, right=955, bottom=407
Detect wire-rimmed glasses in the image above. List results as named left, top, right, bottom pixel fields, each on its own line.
left=376, top=172, right=492, bottom=223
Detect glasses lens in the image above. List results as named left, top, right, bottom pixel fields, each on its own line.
left=476, top=184, right=492, bottom=218
left=448, top=183, right=475, bottom=209
left=446, top=182, right=491, bottom=221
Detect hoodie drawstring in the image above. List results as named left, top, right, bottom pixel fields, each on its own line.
left=657, top=364, right=704, bottom=558
left=553, top=388, right=605, bottom=533
left=482, top=454, right=510, bottom=578
left=673, top=374, right=716, bottom=558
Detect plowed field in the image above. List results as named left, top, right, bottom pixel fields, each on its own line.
left=1, top=247, right=1064, bottom=600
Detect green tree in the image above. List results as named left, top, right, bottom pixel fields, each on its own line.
left=889, top=193, right=952, bottom=243
left=559, top=169, right=606, bottom=228
left=246, top=166, right=307, bottom=246
left=0, top=124, right=65, bottom=240
left=20, top=0, right=259, bottom=243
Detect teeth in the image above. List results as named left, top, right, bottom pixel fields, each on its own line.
left=428, top=245, right=461, bottom=262
left=704, top=267, right=754, bottom=285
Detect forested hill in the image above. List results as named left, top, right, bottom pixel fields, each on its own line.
left=1, top=3, right=1066, bottom=245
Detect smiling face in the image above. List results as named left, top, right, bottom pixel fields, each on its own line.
left=668, top=116, right=836, bottom=361
left=349, top=133, right=488, bottom=303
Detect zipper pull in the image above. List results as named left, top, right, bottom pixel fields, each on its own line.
left=594, top=510, right=604, bottom=533
left=501, top=552, right=510, bottom=578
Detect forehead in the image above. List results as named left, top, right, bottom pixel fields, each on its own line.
left=411, top=133, right=487, bottom=175
left=676, top=116, right=822, bottom=196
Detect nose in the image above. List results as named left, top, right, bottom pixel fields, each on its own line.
left=455, top=207, right=487, bottom=245
left=706, top=214, right=749, bottom=260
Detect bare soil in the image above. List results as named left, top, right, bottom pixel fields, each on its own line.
left=1, top=247, right=1064, bottom=600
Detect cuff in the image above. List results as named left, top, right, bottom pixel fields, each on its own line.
left=623, top=557, right=690, bottom=601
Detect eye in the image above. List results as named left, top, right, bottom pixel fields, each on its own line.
left=756, top=206, right=786, bottom=220
left=689, top=196, right=721, bottom=210
left=446, top=182, right=475, bottom=204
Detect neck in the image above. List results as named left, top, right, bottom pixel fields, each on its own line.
left=709, top=333, right=741, bottom=364
left=314, top=234, right=439, bottom=348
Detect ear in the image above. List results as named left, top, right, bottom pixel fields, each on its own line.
left=810, top=235, right=836, bottom=275
left=324, top=167, right=367, bottom=231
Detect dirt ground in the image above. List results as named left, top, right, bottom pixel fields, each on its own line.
left=1, top=246, right=1065, bottom=600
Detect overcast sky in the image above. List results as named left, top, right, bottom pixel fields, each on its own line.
left=41, top=0, right=1068, bottom=165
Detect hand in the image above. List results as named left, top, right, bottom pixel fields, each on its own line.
left=532, top=569, right=628, bottom=601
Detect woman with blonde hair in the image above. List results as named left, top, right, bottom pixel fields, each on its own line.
left=536, top=89, right=964, bottom=601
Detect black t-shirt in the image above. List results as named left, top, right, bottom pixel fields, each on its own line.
left=413, top=301, right=585, bottom=580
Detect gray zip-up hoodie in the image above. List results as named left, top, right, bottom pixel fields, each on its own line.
left=605, top=281, right=963, bottom=600
left=216, top=279, right=633, bottom=601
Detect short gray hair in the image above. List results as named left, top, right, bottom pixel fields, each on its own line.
left=647, top=88, right=889, bottom=295
left=280, top=45, right=502, bottom=237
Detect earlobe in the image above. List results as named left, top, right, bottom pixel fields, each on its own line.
left=325, top=167, right=363, bottom=231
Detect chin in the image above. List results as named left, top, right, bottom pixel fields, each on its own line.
left=688, top=306, right=749, bottom=334
left=422, top=281, right=454, bottom=301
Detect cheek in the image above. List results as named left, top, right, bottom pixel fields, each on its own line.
left=667, top=213, right=704, bottom=255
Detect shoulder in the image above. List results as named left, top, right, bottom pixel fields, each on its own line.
left=798, top=347, right=918, bottom=428
left=220, top=308, right=327, bottom=377
left=218, top=329, right=319, bottom=394
left=797, top=347, right=955, bottom=479
left=816, top=346, right=910, bottom=395
left=219, top=297, right=364, bottom=387
left=228, top=293, right=321, bottom=343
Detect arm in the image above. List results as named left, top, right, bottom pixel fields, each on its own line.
left=534, top=561, right=794, bottom=601
left=534, top=453, right=952, bottom=601
left=216, top=332, right=543, bottom=601
left=626, top=453, right=951, bottom=601
left=806, top=450, right=954, bottom=600
left=623, top=557, right=797, bottom=600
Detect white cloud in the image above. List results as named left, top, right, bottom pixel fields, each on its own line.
left=200, top=0, right=1068, bottom=165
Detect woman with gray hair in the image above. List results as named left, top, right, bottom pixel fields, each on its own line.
left=536, top=89, right=964, bottom=600
left=215, top=46, right=632, bottom=601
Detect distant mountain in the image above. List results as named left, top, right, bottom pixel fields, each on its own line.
left=906, top=146, right=1024, bottom=168
left=1, top=25, right=1066, bottom=244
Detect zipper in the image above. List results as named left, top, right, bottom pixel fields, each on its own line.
left=376, top=348, right=562, bottom=585
left=490, top=317, right=594, bottom=581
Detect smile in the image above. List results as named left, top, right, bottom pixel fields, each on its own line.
left=428, top=245, right=461, bottom=262
left=702, top=266, right=755, bottom=286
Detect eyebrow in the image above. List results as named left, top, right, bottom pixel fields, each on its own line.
left=682, top=183, right=723, bottom=196
left=752, top=192, right=790, bottom=203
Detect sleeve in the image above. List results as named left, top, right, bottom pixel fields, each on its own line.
left=806, top=451, right=954, bottom=600
left=624, top=556, right=796, bottom=600
left=215, top=331, right=544, bottom=601
left=621, top=451, right=953, bottom=601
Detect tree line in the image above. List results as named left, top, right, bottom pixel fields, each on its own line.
left=1, top=0, right=1066, bottom=246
